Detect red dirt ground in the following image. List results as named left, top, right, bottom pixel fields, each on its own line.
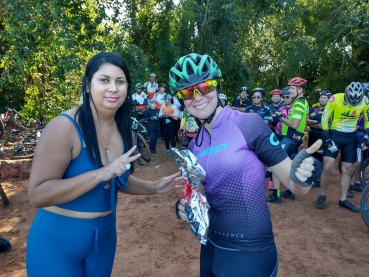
left=1, top=139, right=369, bottom=277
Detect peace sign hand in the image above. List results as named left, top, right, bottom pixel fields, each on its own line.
left=96, top=145, right=141, bottom=182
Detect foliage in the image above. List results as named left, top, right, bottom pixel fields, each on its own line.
left=0, top=0, right=368, bottom=118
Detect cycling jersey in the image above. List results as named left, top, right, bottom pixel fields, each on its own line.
left=245, top=105, right=271, bottom=122
left=152, top=92, right=166, bottom=109
left=275, top=105, right=292, bottom=135
left=267, top=103, right=283, bottom=114
left=282, top=97, right=309, bottom=139
left=232, top=98, right=251, bottom=108
left=322, top=93, right=369, bottom=133
left=143, top=81, right=158, bottom=99
left=188, top=106, right=287, bottom=251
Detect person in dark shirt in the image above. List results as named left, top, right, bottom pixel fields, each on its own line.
left=245, top=88, right=271, bottom=124
left=144, top=99, right=160, bottom=153
left=231, top=86, right=251, bottom=112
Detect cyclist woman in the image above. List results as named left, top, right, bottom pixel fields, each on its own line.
left=169, top=53, right=322, bottom=277
left=245, top=88, right=271, bottom=124
left=26, top=52, right=183, bottom=277
left=218, top=93, right=227, bottom=107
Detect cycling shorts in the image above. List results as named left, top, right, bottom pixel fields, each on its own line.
left=324, top=130, right=357, bottom=163
left=200, top=239, right=278, bottom=277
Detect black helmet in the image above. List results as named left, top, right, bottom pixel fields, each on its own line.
left=319, top=90, right=332, bottom=98
left=240, top=86, right=249, bottom=93
left=158, top=83, right=166, bottom=87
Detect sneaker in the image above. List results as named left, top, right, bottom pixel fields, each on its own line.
left=162, top=149, right=170, bottom=155
left=312, top=179, right=321, bottom=188
left=265, top=170, right=272, bottom=179
left=266, top=193, right=281, bottom=204
left=316, top=195, right=326, bottom=209
left=268, top=180, right=274, bottom=190
left=338, top=200, right=359, bottom=212
left=0, top=238, right=11, bottom=253
left=347, top=190, right=354, bottom=198
left=280, top=190, right=295, bottom=201
left=349, top=184, right=363, bottom=192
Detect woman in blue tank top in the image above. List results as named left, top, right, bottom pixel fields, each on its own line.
left=26, top=52, right=184, bottom=277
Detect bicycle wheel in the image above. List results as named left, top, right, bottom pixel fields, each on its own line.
left=0, top=120, right=4, bottom=140
left=0, top=133, right=37, bottom=159
left=360, top=158, right=369, bottom=188
left=360, top=184, right=369, bottom=228
left=11, top=113, right=41, bottom=130
left=0, top=184, right=10, bottom=205
left=137, top=133, right=151, bottom=162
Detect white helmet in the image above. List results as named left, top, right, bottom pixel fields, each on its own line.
left=219, top=93, right=227, bottom=100
left=345, top=82, right=364, bottom=106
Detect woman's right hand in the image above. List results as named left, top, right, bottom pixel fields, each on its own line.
left=96, top=145, right=141, bottom=182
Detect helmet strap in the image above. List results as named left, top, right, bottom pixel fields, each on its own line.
left=194, top=100, right=221, bottom=147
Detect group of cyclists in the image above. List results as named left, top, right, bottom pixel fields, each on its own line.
left=220, top=80, right=369, bottom=213
left=134, top=70, right=369, bottom=215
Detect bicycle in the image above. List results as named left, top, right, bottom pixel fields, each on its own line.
left=360, top=184, right=369, bottom=228
left=0, top=106, right=41, bottom=133
left=131, top=117, right=151, bottom=165
left=0, top=127, right=43, bottom=159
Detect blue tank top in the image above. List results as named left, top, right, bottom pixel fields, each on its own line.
left=56, top=114, right=129, bottom=213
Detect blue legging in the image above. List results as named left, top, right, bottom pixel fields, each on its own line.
left=200, top=240, right=278, bottom=277
left=26, top=209, right=117, bottom=277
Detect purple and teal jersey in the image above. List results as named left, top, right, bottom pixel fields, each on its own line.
left=189, top=106, right=288, bottom=251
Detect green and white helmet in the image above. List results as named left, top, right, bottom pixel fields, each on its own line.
left=169, top=53, right=222, bottom=94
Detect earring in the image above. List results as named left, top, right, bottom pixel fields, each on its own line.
left=83, top=91, right=90, bottom=100
left=124, top=95, right=130, bottom=103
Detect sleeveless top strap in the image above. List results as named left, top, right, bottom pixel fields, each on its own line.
left=59, top=114, right=85, bottom=147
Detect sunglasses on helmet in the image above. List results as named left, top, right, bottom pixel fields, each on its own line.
left=177, top=80, right=217, bottom=100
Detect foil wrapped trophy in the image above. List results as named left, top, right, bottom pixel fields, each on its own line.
left=171, top=148, right=209, bottom=244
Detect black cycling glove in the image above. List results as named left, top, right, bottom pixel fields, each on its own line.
left=290, top=149, right=322, bottom=187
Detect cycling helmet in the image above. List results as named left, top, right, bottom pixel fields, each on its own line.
left=362, top=82, right=369, bottom=94
left=270, top=89, right=282, bottom=96
left=319, top=90, right=332, bottom=98
left=288, top=77, right=307, bottom=88
left=240, top=86, right=249, bottom=93
left=135, top=83, right=143, bottom=89
left=252, top=88, right=265, bottom=97
left=158, top=83, right=166, bottom=87
left=281, top=86, right=290, bottom=95
left=169, top=53, right=222, bottom=94
left=149, top=73, right=156, bottom=78
left=345, top=82, right=364, bottom=106
left=219, top=93, right=227, bottom=100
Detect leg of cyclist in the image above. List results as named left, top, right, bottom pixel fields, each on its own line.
left=316, top=156, right=335, bottom=209
left=266, top=173, right=281, bottom=204
left=349, top=161, right=362, bottom=191
left=340, top=162, right=354, bottom=200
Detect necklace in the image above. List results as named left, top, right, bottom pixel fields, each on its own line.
left=96, top=122, right=114, bottom=154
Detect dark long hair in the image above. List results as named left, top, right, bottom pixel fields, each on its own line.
left=75, top=52, right=133, bottom=171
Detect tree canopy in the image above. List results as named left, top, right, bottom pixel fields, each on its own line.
left=0, top=0, right=368, bottom=118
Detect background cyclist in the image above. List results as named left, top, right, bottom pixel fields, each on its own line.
left=245, top=88, right=270, bottom=124
left=219, top=93, right=227, bottom=107
left=132, top=83, right=148, bottom=120
left=316, top=82, right=369, bottom=212
left=306, top=90, right=332, bottom=188
left=231, top=86, right=251, bottom=112
left=268, top=89, right=283, bottom=114
left=269, top=77, right=309, bottom=202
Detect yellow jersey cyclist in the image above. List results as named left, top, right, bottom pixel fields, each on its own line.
left=316, top=82, right=369, bottom=212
